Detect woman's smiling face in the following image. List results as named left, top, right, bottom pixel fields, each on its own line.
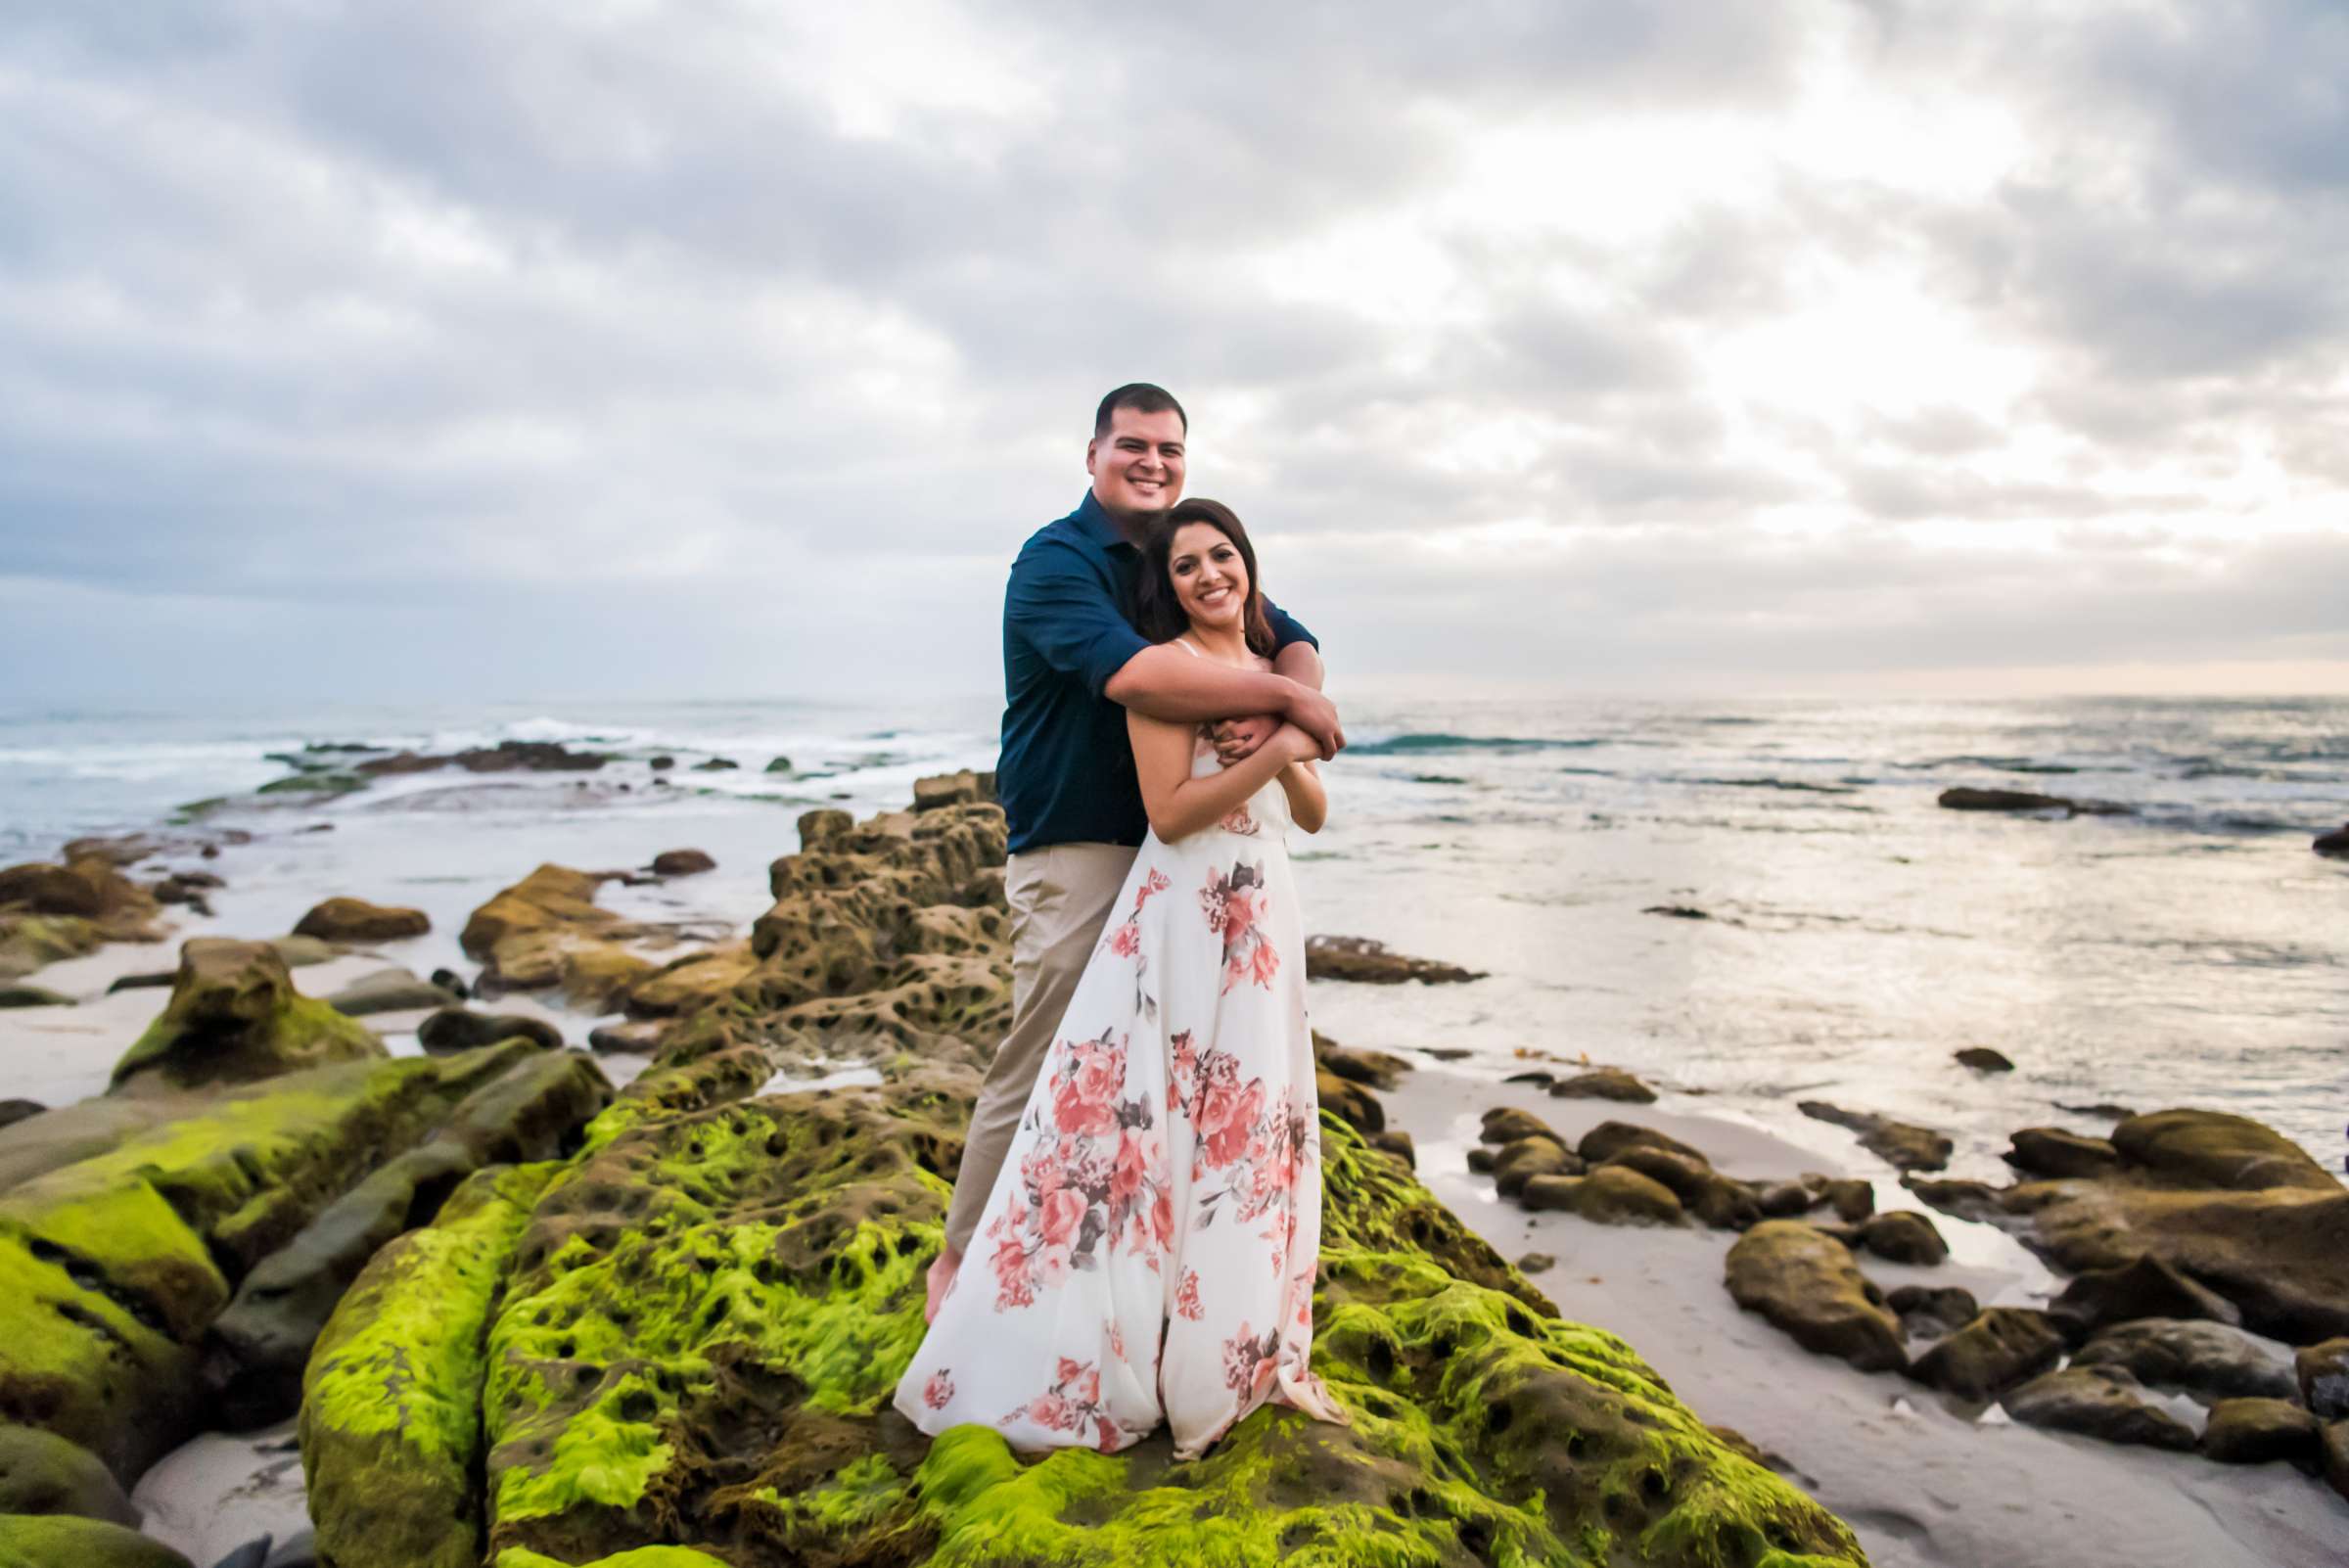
left=1168, top=521, right=1249, bottom=630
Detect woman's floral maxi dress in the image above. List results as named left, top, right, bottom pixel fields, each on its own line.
left=893, top=733, right=1347, bottom=1459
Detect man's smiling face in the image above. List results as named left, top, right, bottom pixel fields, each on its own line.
left=1086, top=405, right=1186, bottom=525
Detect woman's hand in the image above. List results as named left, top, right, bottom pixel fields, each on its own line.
left=1274, top=722, right=1321, bottom=765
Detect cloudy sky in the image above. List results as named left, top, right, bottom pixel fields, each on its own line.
left=3, top=0, right=2345, bottom=709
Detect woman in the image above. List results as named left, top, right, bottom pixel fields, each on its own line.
left=893, top=498, right=1349, bottom=1459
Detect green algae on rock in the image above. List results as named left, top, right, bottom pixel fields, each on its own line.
left=109, top=938, right=385, bottom=1095
left=0, top=1511, right=194, bottom=1567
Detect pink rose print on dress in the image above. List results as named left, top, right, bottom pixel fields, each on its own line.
left=1004, top=1357, right=1123, bottom=1453
left=1218, top=803, right=1260, bottom=836
left=1174, top=1268, right=1205, bottom=1322
left=923, top=1370, right=955, bottom=1409
left=1199, top=861, right=1278, bottom=993
left=1221, top=1321, right=1283, bottom=1401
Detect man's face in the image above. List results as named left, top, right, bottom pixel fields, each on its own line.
left=1085, top=406, right=1186, bottom=523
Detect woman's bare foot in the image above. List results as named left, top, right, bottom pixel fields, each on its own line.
left=926, top=1247, right=962, bottom=1322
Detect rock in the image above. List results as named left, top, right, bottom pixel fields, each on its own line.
left=2324, top=1420, right=2349, bottom=1503
left=1548, top=1067, right=1657, bottom=1104
left=2004, top=1127, right=2122, bottom=1178
left=1797, top=1102, right=1952, bottom=1172
left=0, top=1102, right=41, bottom=1132
left=2313, top=822, right=2349, bottom=858
left=2199, top=1398, right=2319, bottom=1465
left=691, top=757, right=740, bottom=771
left=2111, top=1108, right=2336, bottom=1193
left=358, top=740, right=608, bottom=775
left=585, top=1020, right=668, bottom=1055
left=912, top=770, right=990, bottom=810
left=1517, top=1252, right=1557, bottom=1274
left=209, top=1536, right=272, bottom=1568
left=649, top=849, right=716, bottom=877
left=1315, top=1039, right=1412, bottom=1092
left=1577, top=1121, right=1705, bottom=1167
left=624, top=945, right=760, bottom=1020
left=1641, top=904, right=1710, bottom=920
left=1303, top=935, right=1486, bottom=985
left=1909, top=1309, right=2064, bottom=1402
left=1367, top=1130, right=1416, bottom=1169
left=764, top=756, right=794, bottom=773
left=2002, top=1366, right=2196, bottom=1450
left=1757, top=1181, right=1815, bottom=1219
left=649, top=755, right=675, bottom=770
left=1521, top=1166, right=1686, bottom=1226
left=458, top=864, right=651, bottom=1007
left=2049, top=1255, right=2242, bottom=1340
left=109, top=940, right=384, bottom=1095
left=0, top=1514, right=192, bottom=1566
left=0, top=1423, right=140, bottom=1524
left=0, top=859, right=159, bottom=929
left=1936, top=786, right=2132, bottom=816
left=1725, top=1222, right=1908, bottom=1372
left=1855, top=1211, right=1948, bottom=1266
left=416, top=1007, right=563, bottom=1055
left=292, top=899, right=430, bottom=944
left=1465, top=1147, right=1497, bottom=1174
left=0, top=985, right=72, bottom=1008
left=322, top=968, right=461, bottom=1018
left=2056, top=1102, right=2138, bottom=1120
left=1500, top=1070, right=1553, bottom=1088
left=0, top=914, right=108, bottom=983
left=1597, top=1146, right=1760, bottom=1230
left=1493, top=1136, right=1583, bottom=1197
left=1820, top=1177, right=1875, bottom=1223
left=2072, top=1318, right=2298, bottom=1403
left=1901, top=1176, right=2002, bottom=1222
left=1887, top=1284, right=1979, bottom=1339
left=1314, top=1067, right=1385, bottom=1134
left=1954, top=1046, right=2013, bottom=1072
left=1479, top=1107, right=1558, bottom=1145
left=2294, top=1338, right=2349, bottom=1419
left=427, top=968, right=470, bottom=999
left=267, top=936, right=343, bottom=968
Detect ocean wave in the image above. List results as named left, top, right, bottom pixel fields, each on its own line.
left=1676, top=775, right=1863, bottom=796
left=1893, top=755, right=2084, bottom=774
left=1350, top=732, right=1606, bottom=756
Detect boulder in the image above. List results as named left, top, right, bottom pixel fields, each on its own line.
left=2198, top=1398, right=2319, bottom=1465
left=2004, top=1127, right=2121, bottom=1179
left=0, top=1424, right=139, bottom=1524
left=2110, top=1108, right=2336, bottom=1193
left=1908, top=1309, right=2064, bottom=1402
left=1315, top=1039, right=1411, bottom=1092
left=0, top=859, right=159, bottom=931
left=2313, top=822, right=2348, bottom=858
left=1479, top=1107, right=1558, bottom=1145
left=691, top=757, right=740, bottom=771
left=0, top=1102, right=40, bottom=1133
left=416, top=1008, right=563, bottom=1055
left=1855, top=1211, right=1948, bottom=1267
left=2294, top=1338, right=2349, bottom=1420
left=1520, top=1166, right=1685, bottom=1226
left=1303, top=935, right=1485, bottom=985
left=0, top=1515, right=191, bottom=1566
left=1797, top=1102, right=1952, bottom=1172
left=1936, top=786, right=2132, bottom=816
left=291, top=899, right=429, bottom=944
left=1367, top=1130, right=1416, bottom=1169
left=2049, top=1255, right=2242, bottom=1341
left=1954, top=1046, right=2013, bottom=1073
left=457, top=864, right=649, bottom=1005
left=1819, top=1176, right=1875, bottom=1223
left=1640, top=904, right=1710, bottom=920
left=584, top=1020, right=668, bottom=1056
left=1493, top=1136, right=1583, bottom=1197
left=1577, top=1121, right=1705, bottom=1167
left=1901, top=1176, right=2002, bottom=1222
left=1596, top=1146, right=1759, bottom=1231
left=648, top=849, right=715, bottom=877
left=1724, top=1222, right=1907, bottom=1372
left=108, top=940, right=383, bottom=1095
left=912, top=770, right=991, bottom=810
left=764, top=756, right=794, bottom=773
left=0, top=986, right=71, bottom=1009
left=1517, top=1252, right=1557, bottom=1274
left=649, top=755, right=674, bottom=770
left=269, top=936, right=343, bottom=969
left=322, top=969, right=461, bottom=1018
left=1887, top=1284, right=1979, bottom=1339
left=1313, top=1068, right=1384, bottom=1135
left=2002, top=1366, right=2196, bottom=1450
left=427, top=968, right=470, bottom=999
left=0, top=914, right=107, bottom=984
left=624, top=945, right=760, bottom=1019
left=2071, top=1318, right=2298, bottom=1403
left=1548, top=1067, right=1656, bottom=1104
left=1757, top=1181, right=1815, bottom=1219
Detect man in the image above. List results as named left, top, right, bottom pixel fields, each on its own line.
left=928, top=383, right=1343, bottom=1318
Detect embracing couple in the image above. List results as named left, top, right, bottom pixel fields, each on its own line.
left=891, top=383, right=1351, bottom=1458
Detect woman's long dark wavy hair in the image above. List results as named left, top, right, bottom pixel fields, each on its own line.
left=1132, top=498, right=1276, bottom=657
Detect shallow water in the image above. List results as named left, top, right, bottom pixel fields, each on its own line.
left=4, top=691, right=2342, bottom=1169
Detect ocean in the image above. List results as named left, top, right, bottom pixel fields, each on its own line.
left=4, top=691, right=2342, bottom=1173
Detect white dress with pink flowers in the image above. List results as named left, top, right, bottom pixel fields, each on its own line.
left=892, top=733, right=1347, bottom=1459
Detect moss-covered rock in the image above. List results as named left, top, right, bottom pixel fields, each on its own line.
left=0, top=914, right=106, bottom=983
left=0, top=1512, right=192, bottom=1567
left=294, top=898, right=431, bottom=944
left=1725, top=1222, right=1907, bottom=1373
left=109, top=939, right=384, bottom=1096
left=0, top=1423, right=138, bottom=1525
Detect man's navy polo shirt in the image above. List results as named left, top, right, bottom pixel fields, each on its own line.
left=997, top=491, right=1315, bottom=855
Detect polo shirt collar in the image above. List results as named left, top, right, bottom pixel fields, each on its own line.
left=1074, top=489, right=1141, bottom=554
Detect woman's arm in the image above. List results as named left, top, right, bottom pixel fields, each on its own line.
left=1278, top=759, right=1326, bottom=834
left=1129, top=709, right=1315, bottom=843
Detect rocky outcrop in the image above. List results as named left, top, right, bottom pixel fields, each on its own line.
left=2002, top=1366, right=2196, bottom=1449
left=1725, top=1222, right=1907, bottom=1372
left=1797, top=1101, right=1952, bottom=1172
left=2071, top=1318, right=2298, bottom=1403
left=297, top=788, right=1868, bottom=1568
left=2004, top=1127, right=2121, bottom=1178
left=0, top=857, right=165, bottom=983
left=109, top=940, right=384, bottom=1096
left=292, top=899, right=430, bottom=944
left=1907, top=1309, right=2063, bottom=1402
left=358, top=741, right=610, bottom=775
left=2048, top=1254, right=2242, bottom=1339
left=1937, top=786, right=2133, bottom=816
left=1547, top=1066, right=1657, bottom=1103
left=1303, top=935, right=1485, bottom=985
left=459, top=866, right=657, bottom=1009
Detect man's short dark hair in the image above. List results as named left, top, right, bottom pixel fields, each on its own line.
left=1094, top=383, right=1187, bottom=439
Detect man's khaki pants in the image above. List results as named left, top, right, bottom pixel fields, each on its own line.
left=944, top=841, right=1137, bottom=1256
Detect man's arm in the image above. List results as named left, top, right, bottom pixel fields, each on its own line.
left=1103, top=647, right=1344, bottom=758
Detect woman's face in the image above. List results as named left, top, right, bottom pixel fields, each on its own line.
left=1168, top=522, right=1249, bottom=630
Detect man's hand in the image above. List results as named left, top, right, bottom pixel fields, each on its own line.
left=1210, top=715, right=1280, bottom=766
left=1283, top=684, right=1345, bottom=761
